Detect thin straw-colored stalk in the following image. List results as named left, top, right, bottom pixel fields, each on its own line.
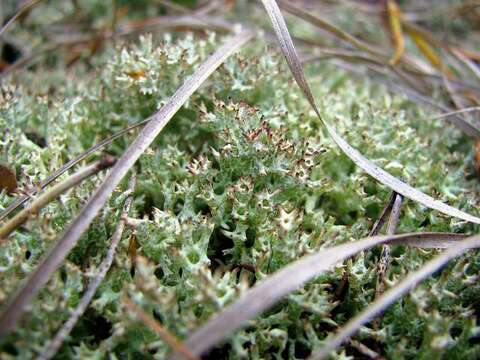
left=0, top=156, right=116, bottom=241
left=0, top=29, right=252, bottom=339
left=309, top=234, right=480, bottom=360
left=348, top=340, right=381, bottom=359
left=443, top=75, right=472, bottom=120
left=123, top=297, right=198, bottom=360
left=301, top=49, right=384, bottom=67
left=36, top=175, right=136, bottom=360
left=120, top=15, right=231, bottom=35
left=386, top=0, right=405, bottom=65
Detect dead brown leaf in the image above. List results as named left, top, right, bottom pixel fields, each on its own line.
left=0, top=164, right=17, bottom=194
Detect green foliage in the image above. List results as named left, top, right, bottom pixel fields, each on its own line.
left=1, top=29, right=480, bottom=359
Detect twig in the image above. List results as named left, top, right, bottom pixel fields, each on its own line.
left=0, top=156, right=116, bottom=242
left=36, top=175, right=136, bottom=360
left=123, top=297, right=198, bottom=360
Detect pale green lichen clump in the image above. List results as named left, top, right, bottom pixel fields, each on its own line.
left=1, top=32, right=480, bottom=359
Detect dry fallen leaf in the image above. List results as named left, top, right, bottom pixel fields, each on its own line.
left=0, top=164, right=17, bottom=194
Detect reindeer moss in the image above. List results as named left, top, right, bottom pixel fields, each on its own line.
left=1, top=27, right=480, bottom=360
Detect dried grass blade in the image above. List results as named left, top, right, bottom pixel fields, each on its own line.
left=429, top=107, right=480, bottom=121
left=386, top=0, right=405, bottom=65
left=368, top=192, right=396, bottom=236
left=280, top=1, right=437, bottom=79
left=36, top=176, right=136, bottom=360
left=0, top=0, right=43, bottom=38
left=260, top=0, right=480, bottom=224
left=309, top=234, right=480, bottom=360
left=406, top=26, right=443, bottom=72
left=0, top=30, right=253, bottom=338
left=171, top=232, right=469, bottom=358
left=442, top=74, right=472, bottom=123
left=301, top=50, right=384, bottom=67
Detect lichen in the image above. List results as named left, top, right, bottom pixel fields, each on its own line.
left=1, top=29, right=480, bottom=359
